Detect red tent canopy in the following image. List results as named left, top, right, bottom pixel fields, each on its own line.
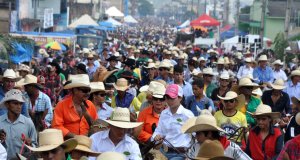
left=191, top=14, right=220, bottom=27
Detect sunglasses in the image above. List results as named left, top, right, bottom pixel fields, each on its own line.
left=94, top=93, right=106, bottom=97
left=77, top=88, right=91, bottom=93
left=204, top=74, right=213, bottom=77
left=224, top=99, right=235, bottom=103
left=153, top=97, right=165, bottom=102
left=87, top=58, right=94, bottom=61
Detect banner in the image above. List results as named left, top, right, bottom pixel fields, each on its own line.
left=44, top=8, right=54, bottom=28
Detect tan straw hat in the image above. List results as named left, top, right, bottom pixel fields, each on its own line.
left=252, top=88, right=263, bottom=97
left=18, top=74, right=40, bottom=86
left=152, top=83, right=166, bottom=98
left=244, top=57, right=252, bottom=63
left=182, top=114, right=225, bottom=134
left=74, top=135, right=101, bottom=157
left=217, top=91, right=245, bottom=109
left=113, top=78, right=129, bottom=91
left=90, top=82, right=105, bottom=94
left=272, top=59, right=283, bottom=66
left=217, top=91, right=237, bottom=100
left=64, top=74, right=91, bottom=89
left=0, top=89, right=25, bottom=106
left=290, top=70, right=300, bottom=77
left=295, top=112, right=300, bottom=125
left=219, top=71, right=230, bottom=80
left=18, top=64, right=31, bottom=73
left=97, top=152, right=126, bottom=160
left=158, top=61, right=171, bottom=69
left=202, top=68, right=215, bottom=76
left=216, top=58, right=225, bottom=65
left=194, top=140, right=234, bottom=160
left=231, top=77, right=259, bottom=93
left=270, top=79, right=286, bottom=90
left=104, top=107, right=143, bottom=128
left=144, top=62, right=156, bottom=69
left=258, top=55, right=268, bottom=61
left=26, top=129, right=78, bottom=152
left=292, top=96, right=300, bottom=107
left=0, top=69, right=21, bottom=81
left=251, top=104, right=281, bottom=119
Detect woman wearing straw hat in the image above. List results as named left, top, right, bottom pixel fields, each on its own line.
left=25, top=129, right=78, bottom=160
left=261, top=79, right=291, bottom=126
left=89, top=82, right=113, bottom=120
left=214, top=91, right=247, bottom=145
left=245, top=104, right=283, bottom=160
left=90, top=107, right=143, bottom=160
left=182, top=111, right=251, bottom=160
left=70, top=135, right=101, bottom=159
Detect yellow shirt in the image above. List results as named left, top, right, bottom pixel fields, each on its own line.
left=137, top=91, right=147, bottom=103
left=214, top=110, right=247, bottom=142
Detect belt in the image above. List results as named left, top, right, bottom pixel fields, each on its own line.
left=167, top=147, right=186, bottom=153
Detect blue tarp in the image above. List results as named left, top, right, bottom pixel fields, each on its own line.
left=98, top=22, right=116, bottom=31
left=220, top=27, right=247, bottom=40
left=10, top=42, right=33, bottom=64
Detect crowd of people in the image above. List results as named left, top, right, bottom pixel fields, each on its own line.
left=0, top=23, right=300, bottom=160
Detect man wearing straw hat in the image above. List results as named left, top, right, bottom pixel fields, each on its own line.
left=70, top=135, right=101, bottom=159
left=25, top=129, right=78, bottom=160
left=0, top=89, right=37, bottom=159
left=236, top=57, right=253, bottom=80
left=152, top=84, right=194, bottom=160
left=284, top=96, right=300, bottom=142
left=182, top=110, right=251, bottom=160
left=272, top=59, right=287, bottom=81
left=52, top=74, right=98, bottom=138
left=89, top=107, right=143, bottom=160
left=283, top=69, right=300, bottom=105
left=253, top=54, right=274, bottom=85
left=202, top=67, right=217, bottom=98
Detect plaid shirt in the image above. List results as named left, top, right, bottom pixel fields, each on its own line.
left=278, top=135, right=300, bottom=160
left=42, top=72, right=61, bottom=104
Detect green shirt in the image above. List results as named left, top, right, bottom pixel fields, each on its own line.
left=206, top=83, right=217, bottom=98
left=114, top=69, right=139, bottom=79
left=239, top=96, right=261, bottom=127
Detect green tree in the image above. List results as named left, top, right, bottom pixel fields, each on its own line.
left=138, top=0, right=154, bottom=16
left=273, top=32, right=289, bottom=61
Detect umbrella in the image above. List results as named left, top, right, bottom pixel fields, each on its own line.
left=45, top=41, right=66, bottom=51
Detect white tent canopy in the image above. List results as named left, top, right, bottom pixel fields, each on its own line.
left=222, top=34, right=271, bottom=52
left=124, top=15, right=138, bottom=23
left=105, top=6, right=124, bottom=17
left=177, top=20, right=190, bottom=29
left=68, top=14, right=98, bottom=28
left=106, top=17, right=122, bottom=26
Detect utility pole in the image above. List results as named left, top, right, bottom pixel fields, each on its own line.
left=235, top=0, right=240, bottom=36
left=224, top=0, right=230, bottom=25
left=260, top=0, right=266, bottom=45
left=197, top=0, right=200, bottom=16
left=284, top=0, right=292, bottom=39
left=204, top=0, right=207, bottom=14
left=213, top=0, right=217, bottom=18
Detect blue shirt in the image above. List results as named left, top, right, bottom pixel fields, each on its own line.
left=23, top=91, right=53, bottom=126
left=283, top=80, right=300, bottom=104
left=185, top=95, right=215, bottom=116
left=171, top=81, right=194, bottom=99
left=0, top=86, right=29, bottom=117
left=253, top=66, right=274, bottom=83
left=155, top=76, right=173, bottom=84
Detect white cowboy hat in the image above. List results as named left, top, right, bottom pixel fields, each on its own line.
left=26, top=129, right=78, bottom=152
left=219, top=71, right=230, bottom=80
left=0, top=69, right=21, bottom=81
left=82, top=48, right=90, bottom=54
left=202, top=68, right=216, bottom=76
left=232, top=77, right=258, bottom=90
left=217, top=91, right=238, bottom=100
left=158, top=61, right=171, bottom=69
left=138, top=81, right=161, bottom=93
left=152, top=83, right=166, bottom=98
left=216, top=58, right=225, bottom=65
left=17, top=74, right=38, bottom=85
left=251, top=104, right=281, bottom=119
left=252, top=88, right=263, bottom=97
left=270, top=79, right=286, bottom=90
left=198, top=57, right=206, bottom=62
left=18, top=64, right=31, bottom=73
left=97, top=152, right=126, bottom=160
left=0, top=89, right=25, bottom=106
left=144, top=62, right=156, bottom=69
left=90, top=82, right=105, bottom=94
left=64, top=74, right=91, bottom=89
left=192, top=69, right=202, bottom=77
left=165, top=51, right=172, bottom=55
left=258, top=55, right=268, bottom=61
left=244, top=57, right=252, bottom=63
left=223, top=57, right=230, bottom=65
left=74, top=135, right=101, bottom=157
left=182, top=114, right=225, bottom=134
left=113, top=78, right=129, bottom=91
left=194, top=140, right=234, bottom=160
left=104, top=108, right=143, bottom=128
left=177, top=54, right=185, bottom=60
left=217, top=91, right=245, bottom=109
left=272, top=59, right=284, bottom=66
left=290, top=70, right=300, bottom=77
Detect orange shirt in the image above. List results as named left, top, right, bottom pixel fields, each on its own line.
left=52, top=95, right=98, bottom=137
left=137, top=105, right=160, bottom=142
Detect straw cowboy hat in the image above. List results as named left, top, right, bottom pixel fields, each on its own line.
left=217, top=91, right=245, bottom=109
left=216, top=58, right=225, bottom=65
left=90, top=82, right=105, bottom=94
left=272, top=59, right=284, bottom=66
left=295, top=112, right=300, bottom=125
left=18, top=74, right=39, bottom=86
left=219, top=71, right=230, bottom=80
left=0, top=89, right=25, bottom=106
left=158, top=61, right=171, bottom=69
left=104, top=107, right=143, bottom=128
left=251, top=104, right=281, bottom=119
left=192, top=69, right=202, bottom=77
left=252, top=88, right=263, bottom=97
left=291, top=96, right=300, bottom=107
left=194, top=140, right=234, bottom=160
left=270, top=79, right=286, bottom=90
left=93, top=66, right=118, bottom=82
left=18, top=64, right=31, bottom=73
left=182, top=113, right=225, bottom=134
left=223, top=57, right=230, bottom=65
left=74, top=135, right=101, bottom=157
left=145, top=62, right=156, bottom=69
left=231, top=77, right=259, bottom=93
left=139, top=81, right=162, bottom=93
left=113, top=78, right=129, bottom=91
left=199, top=57, right=206, bottom=62
left=0, top=69, right=21, bottom=82
left=152, top=83, right=166, bottom=98
left=244, top=57, right=252, bottom=63
left=97, top=152, right=126, bottom=160
left=202, top=68, right=215, bottom=76
left=26, top=129, right=78, bottom=152
left=290, top=70, right=300, bottom=78
left=64, top=74, right=91, bottom=89
left=258, top=55, right=268, bottom=61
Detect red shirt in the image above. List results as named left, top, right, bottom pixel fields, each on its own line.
left=277, top=135, right=300, bottom=160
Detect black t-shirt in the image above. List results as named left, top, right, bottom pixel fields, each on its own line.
left=284, top=116, right=300, bottom=142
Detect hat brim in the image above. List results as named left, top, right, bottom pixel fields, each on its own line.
left=251, top=112, right=281, bottom=119
left=64, top=83, right=91, bottom=90
left=139, top=85, right=149, bottom=92
left=231, top=84, right=259, bottom=94
left=90, top=89, right=106, bottom=94
left=292, top=96, right=300, bottom=106
left=104, top=120, right=143, bottom=128
left=26, top=138, right=77, bottom=152
left=113, top=84, right=129, bottom=91
left=184, top=124, right=225, bottom=134
left=270, top=84, right=286, bottom=90
left=74, top=145, right=101, bottom=157
left=217, top=95, right=237, bottom=100
left=194, top=156, right=234, bottom=160
left=152, top=94, right=165, bottom=98
left=0, top=96, right=25, bottom=107
left=0, top=76, right=22, bottom=82
left=102, top=69, right=118, bottom=82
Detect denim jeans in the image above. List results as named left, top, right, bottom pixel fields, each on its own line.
left=160, top=148, right=186, bottom=160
